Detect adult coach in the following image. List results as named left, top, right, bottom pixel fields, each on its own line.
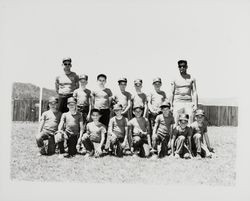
left=55, top=57, right=79, bottom=113
left=170, top=60, right=198, bottom=125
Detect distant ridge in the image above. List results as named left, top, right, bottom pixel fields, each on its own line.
left=12, top=82, right=57, bottom=100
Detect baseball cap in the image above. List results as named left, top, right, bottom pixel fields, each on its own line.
left=113, top=104, right=123, bottom=111
left=134, top=79, right=143, bottom=84
left=178, top=114, right=189, bottom=122
left=118, top=77, right=127, bottom=83
left=133, top=106, right=144, bottom=111
left=67, top=97, right=76, bottom=104
left=160, top=101, right=171, bottom=108
left=195, top=109, right=205, bottom=116
left=48, top=97, right=58, bottom=104
left=62, top=57, right=72, bottom=63
left=152, top=77, right=162, bottom=84
left=79, top=74, right=88, bottom=80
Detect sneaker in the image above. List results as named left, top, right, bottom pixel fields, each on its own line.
left=58, top=154, right=65, bottom=159
left=196, top=153, right=202, bottom=159
left=151, top=154, right=158, bottom=160
left=206, top=152, right=212, bottom=158
left=63, top=154, right=72, bottom=158
left=36, top=152, right=43, bottom=156
left=174, top=153, right=180, bottom=159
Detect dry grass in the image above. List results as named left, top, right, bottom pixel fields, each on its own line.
left=10, top=122, right=236, bottom=186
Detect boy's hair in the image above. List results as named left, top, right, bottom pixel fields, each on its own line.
left=97, top=74, right=107, bottom=80
left=178, top=60, right=187, bottom=66
left=91, top=108, right=101, bottom=115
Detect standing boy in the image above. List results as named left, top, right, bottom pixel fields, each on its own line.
left=91, top=74, right=112, bottom=128
left=131, top=79, right=148, bottom=118
left=128, top=106, right=152, bottom=157
left=57, top=97, right=84, bottom=158
left=36, top=97, right=62, bottom=155
left=112, top=77, right=132, bottom=119
left=106, top=104, right=129, bottom=157
left=151, top=101, right=175, bottom=158
left=77, top=109, right=106, bottom=157
left=55, top=57, right=79, bottom=113
left=73, top=74, right=92, bottom=123
left=191, top=109, right=214, bottom=158
left=171, top=114, right=193, bottom=159
left=148, top=77, right=167, bottom=135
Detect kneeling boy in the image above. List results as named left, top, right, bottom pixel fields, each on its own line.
left=77, top=109, right=106, bottom=157
left=151, top=101, right=175, bottom=158
left=36, top=97, right=62, bottom=155
left=128, top=106, right=152, bottom=157
left=106, top=104, right=129, bottom=157
left=171, top=114, right=193, bottom=159
left=191, top=109, right=214, bottom=158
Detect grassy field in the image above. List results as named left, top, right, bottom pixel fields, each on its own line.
left=10, top=122, right=236, bottom=186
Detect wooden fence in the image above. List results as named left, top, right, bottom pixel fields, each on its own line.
left=11, top=99, right=238, bottom=126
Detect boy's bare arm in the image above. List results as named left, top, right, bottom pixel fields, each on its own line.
left=152, top=121, right=159, bottom=138
left=171, top=135, right=176, bottom=156
left=87, top=96, right=92, bottom=120
left=204, top=132, right=213, bottom=151
left=122, top=126, right=129, bottom=148
left=38, top=118, right=45, bottom=133
left=143, top=101, right=148, bottom=118
left=122, top=100, right=131, bottom=114
left=192, top=79, right=198, bottom=111
left=57, top=116, right=65, bottom=131
left=170, top=82, right=175, bottom=106
left=55, top=77, right=59, bottom=94
left=147, top=134, right=152, bottom=148
left=99, top=130, right=106, bottom=150
left=108, top=96, right=113, bottom=108
left=188, top=136, right=193, bottom=157
left=147, top=95, right=153, bottom=113
left=91, top=93, right=95, bottom=109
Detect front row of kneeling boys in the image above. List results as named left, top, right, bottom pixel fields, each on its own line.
left=36, top=96, right=214, bottom=159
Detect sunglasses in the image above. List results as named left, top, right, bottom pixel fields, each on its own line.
left=64, top=63, right=71, bottom=66
left=178, top=65, right=187, bottom=68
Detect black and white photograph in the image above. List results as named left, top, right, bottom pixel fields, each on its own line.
left=0, top=0, right=249, bottom=201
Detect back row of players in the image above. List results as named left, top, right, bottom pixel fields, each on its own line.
left=36, top=57, right=214, bottom=159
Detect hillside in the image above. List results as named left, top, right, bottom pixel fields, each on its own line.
left=12, top=82, right=57, bottom=100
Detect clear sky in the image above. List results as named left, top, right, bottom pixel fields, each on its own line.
left=1, top=0, right=249, bottom=100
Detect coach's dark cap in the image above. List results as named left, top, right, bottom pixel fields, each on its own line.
left=49, top=97, right=58, bottom=104
left=152, top=77, right=162, bottom=84
left=67, top=97, right=76, bottom=104
left=118, top=77, right=127, bottom=83
left=62, top=57, right=72, bottom=63
left=79, top=74, right=88, bottom=80
left=134, top=79, right=143, bottom=84
left=160, top=101, right=171, bottom=108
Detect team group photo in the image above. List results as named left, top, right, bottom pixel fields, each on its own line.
left=37, top=57, right=214, bottom=160
left=3, top=2, right=242, bottom=197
